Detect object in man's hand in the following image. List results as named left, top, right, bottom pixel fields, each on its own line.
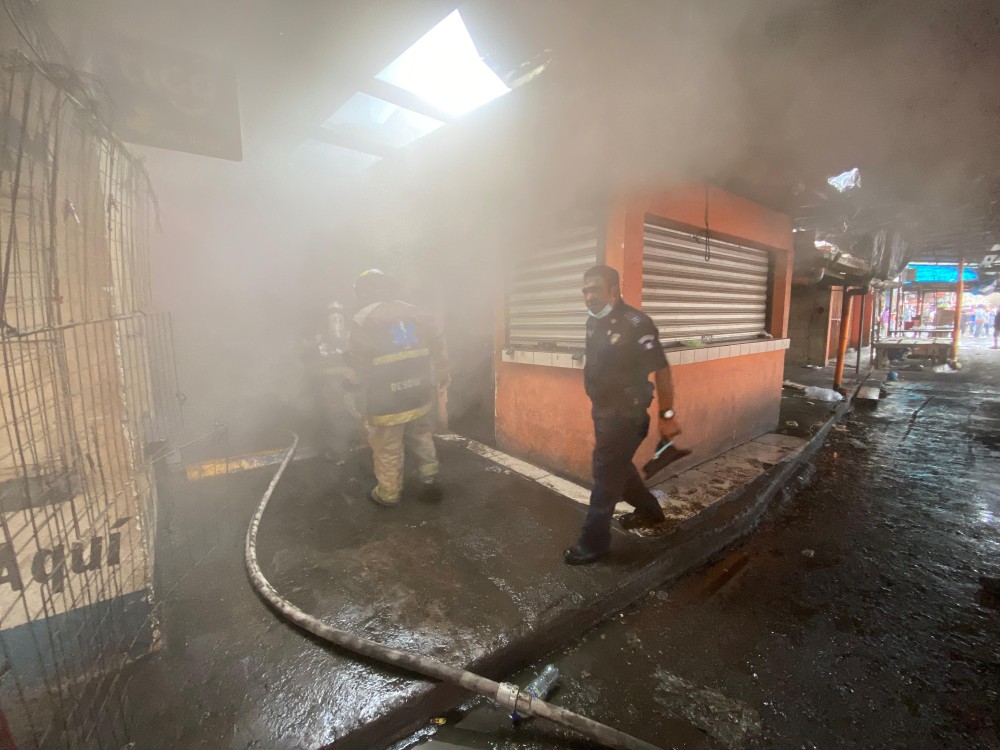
left=642, top=438, right=691, bottom=480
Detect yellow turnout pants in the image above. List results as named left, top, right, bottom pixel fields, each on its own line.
left=364, top=410, right=438, bottom=503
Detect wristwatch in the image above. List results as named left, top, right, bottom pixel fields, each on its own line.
left=659, top=408, right=675, bottom=420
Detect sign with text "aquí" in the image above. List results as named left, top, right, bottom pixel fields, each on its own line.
left=0, top=500, right=147, bottom=630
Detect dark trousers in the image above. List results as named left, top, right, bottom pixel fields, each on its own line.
left=578, top=412, right=662, bottom=554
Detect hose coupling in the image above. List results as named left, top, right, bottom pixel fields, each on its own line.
left=495, top=682, right=521, bottom=711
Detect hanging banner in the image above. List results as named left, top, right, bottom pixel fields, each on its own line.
left=979, top=245, right=1000, bottom=278
left=93, top=33, right=243, bottom=161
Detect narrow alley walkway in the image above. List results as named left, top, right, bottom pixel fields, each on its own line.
left=406, top=348, right=1000, bottom=750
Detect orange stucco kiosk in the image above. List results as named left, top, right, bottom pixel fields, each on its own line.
left=495, top=185, right=794, bottom=483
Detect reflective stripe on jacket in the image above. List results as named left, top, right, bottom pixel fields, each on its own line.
left=348, top=300, right=439, bottom=423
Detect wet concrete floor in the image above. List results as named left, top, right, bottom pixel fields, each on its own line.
left=403, top=348, right=1000, bottom=749
left=119, top=437, right=693, bottom=749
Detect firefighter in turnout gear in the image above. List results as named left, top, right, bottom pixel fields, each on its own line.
left=347, top=270, right=449, bottom=506
left=303, top=300, right=358, bottom=461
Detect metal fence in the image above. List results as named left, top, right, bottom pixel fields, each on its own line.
left=1, top=51, right=180, bottom=749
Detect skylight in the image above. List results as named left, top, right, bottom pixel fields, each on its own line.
left=827, top=168, right=861, bottom=193
left=324, top=92, right=444, bottom=149
left=376, top=9, right=511, bottom=117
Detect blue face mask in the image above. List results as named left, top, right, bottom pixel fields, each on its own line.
left=588, top=303, right=614, bottom=319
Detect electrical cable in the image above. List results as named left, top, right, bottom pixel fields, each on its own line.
left=704, top=185, right=712, bottom=263
left=244, top=433, right=667, bottom=750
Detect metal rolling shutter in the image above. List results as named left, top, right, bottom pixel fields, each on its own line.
left=507, top=224, right=599, bottom=350
left=643, top=221, right=771, bottom=344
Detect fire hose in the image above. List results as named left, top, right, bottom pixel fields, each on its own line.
left=244, top=432, right=666, bottom=750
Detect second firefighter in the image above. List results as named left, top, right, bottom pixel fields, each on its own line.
left=347, top=269, right=450, bottom=506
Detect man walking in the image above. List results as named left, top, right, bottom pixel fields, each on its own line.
left=347, top=269, right=449, bottom=506
left=564, top=265, right=685, bottom=565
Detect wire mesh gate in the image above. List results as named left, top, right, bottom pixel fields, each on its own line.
left=0, top=53, right=181, bottom=749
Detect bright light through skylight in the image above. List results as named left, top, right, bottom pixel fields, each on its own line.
left=325, top=92, right=444, bottom=149
left=376, top=9, right=511, bottom=117
left=827, top=167, right=861, bottom=193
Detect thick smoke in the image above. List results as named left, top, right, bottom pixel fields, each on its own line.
left=32, top=0, right=1000, bottom=448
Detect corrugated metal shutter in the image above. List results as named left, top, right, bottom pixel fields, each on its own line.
left=507, top=224, right=599, bottom=350
left=643, top=221, right=771, bottom=344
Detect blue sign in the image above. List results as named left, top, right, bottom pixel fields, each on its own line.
left=908, top=264, right=979, bottom=284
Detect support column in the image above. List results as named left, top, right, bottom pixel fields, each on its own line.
left=855, top=290, right=868, bottom=373
left=833, top=289, right=855, bottom=392
left=951, top=255, right=965, bottom=361
left=895, top=284, right=904, bottom=334
left=870, top=290, right=882, bottom=363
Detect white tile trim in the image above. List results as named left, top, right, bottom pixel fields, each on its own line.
left=438, top=433, right=591, bottom=504
left=498, top=339, right=791, bottom=368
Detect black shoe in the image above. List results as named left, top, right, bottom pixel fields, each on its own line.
left=420, top=481, right=443, bottom=503
left=563, top=544, right=607, bottom=565
left=618, top=510, right=666, bottom=530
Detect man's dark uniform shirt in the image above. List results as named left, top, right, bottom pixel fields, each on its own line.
left=585, top=301, right=668, bottom=415
left=576, top=300, right=669, bottom=556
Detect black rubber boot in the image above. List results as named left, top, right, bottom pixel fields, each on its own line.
left=563, top=544, right=607, bottom=565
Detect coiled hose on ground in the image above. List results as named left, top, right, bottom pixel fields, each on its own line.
left=244, top=433, right=666, bottom=750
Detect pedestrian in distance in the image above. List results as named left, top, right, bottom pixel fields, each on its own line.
left=346, top=269, right=450, bottom=506
left=564, top=265, right=686, bottom=565
left=976, top=305, right=990, bottom=338
left=994, top=307, right=1000, bottom=349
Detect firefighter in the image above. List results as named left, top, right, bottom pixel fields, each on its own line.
left=303, top=300, right=358, bottom=461
left=347, top=269, right=449, bottom=506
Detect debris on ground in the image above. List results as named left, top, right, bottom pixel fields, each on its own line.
left=785, top=420, right=799, bottom=428
left=484, top=465, right=510, bottom=474
left=782, top=380, right=808, bottom=391
left=847, top=439, right=867, bottom=450
left=803, top=386, right=844, bottom=402
left=801, top=549, right=816, bottom=558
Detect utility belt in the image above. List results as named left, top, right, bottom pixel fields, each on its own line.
left=590, top=381, right=654, bottom=419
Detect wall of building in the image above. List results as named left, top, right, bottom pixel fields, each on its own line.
left=494, top=185, right=794, bottom=483
left=494, top=357, right=595, bottom=480
left=849, top=291, right=875, bottom=350
left=787, top=284, right=834, bottom=366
